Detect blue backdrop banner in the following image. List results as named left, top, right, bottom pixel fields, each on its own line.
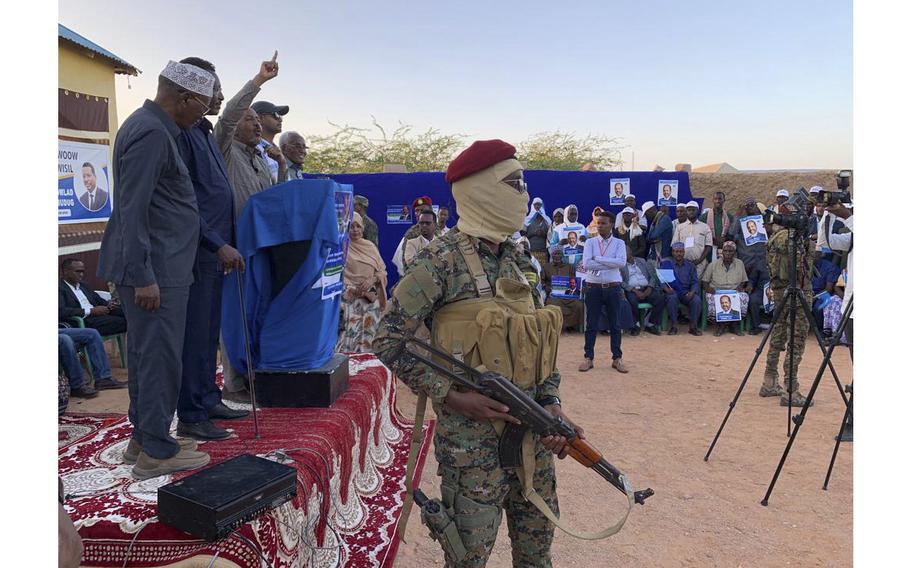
left=306, top=170, right=696, bottom=288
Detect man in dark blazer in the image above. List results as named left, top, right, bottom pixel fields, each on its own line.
left=97, top=59, right=214, bottom=480
left=59, top=258, right=127, bottom=336
left=78, top=163, right=109, bottom=212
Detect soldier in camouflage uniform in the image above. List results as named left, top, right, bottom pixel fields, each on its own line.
left=353, top=195, right=379, bottom=247
left=374, top=140, right=582, bottom=568
left=760, top=210, right=816, bottom=407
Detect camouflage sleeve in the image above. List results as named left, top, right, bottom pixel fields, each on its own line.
left=766, top=234, right=780, bottom=280
left=537, top=368, right=562, bottom=400
left=372, top=252, right=452, bottom=404
left=514, top=251, right=545, bottom=309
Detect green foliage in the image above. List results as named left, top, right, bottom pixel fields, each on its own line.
left=516, top=131, right=625, bottom=171
left=301, top=121, right=624, bottom=174
left=302, top=117, right=465, bottom=174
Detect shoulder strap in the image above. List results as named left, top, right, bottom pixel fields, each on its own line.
left=397, top=391, right=429, bottom=543
left=455, top=232, right=494, bottom=298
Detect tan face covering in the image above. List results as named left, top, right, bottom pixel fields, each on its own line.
left=453, top=158, right=529, bottom=243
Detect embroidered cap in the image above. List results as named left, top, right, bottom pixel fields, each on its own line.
left=160, top=60, right=215, bottom=97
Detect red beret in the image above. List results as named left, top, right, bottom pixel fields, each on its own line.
left=412, top=195, right=433, bottom=210
left=445, top=139, right=517, bottom=184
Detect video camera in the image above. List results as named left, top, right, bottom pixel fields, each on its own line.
left=762, top=187, right=811, bottom=233
left=819, top=170, right=853, bottom=206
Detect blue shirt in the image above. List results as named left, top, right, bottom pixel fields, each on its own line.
left=257, top=140, right=280, bottom=183
left=812, top=258, right=840, bottom=294
left=582, top=235, right=626, bottom=284
left=176, top=118, right=234, bottom=260
left=659, top=258, right=700, bottom=296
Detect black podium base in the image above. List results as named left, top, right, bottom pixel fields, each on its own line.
left=253, top=354, right=350, bottom=408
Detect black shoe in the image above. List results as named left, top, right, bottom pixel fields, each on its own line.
left=208, top=402, right=250, bottom=420
left=668, top=326, right=678, bottom=336
left=176, top=420, right=232, bottom=441
left=70, top=385, right=99, bottom=399
left=749, top=328, right=762, bottom=336
left=94, top=377, right=128, bottom=390
left=645, top=326, right=662, bottom=336
left=630, top=327, right=641, bottom=336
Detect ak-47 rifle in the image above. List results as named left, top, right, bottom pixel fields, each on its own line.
left=397, top=337, right=654, bottom=507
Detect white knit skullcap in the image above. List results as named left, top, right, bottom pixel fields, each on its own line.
left=160, top=60, right=215, bottom=97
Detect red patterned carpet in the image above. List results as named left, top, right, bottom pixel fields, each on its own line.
left=58, top=355, right=434, bottom=567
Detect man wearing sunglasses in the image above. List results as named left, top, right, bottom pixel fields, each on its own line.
left=251, top=100, right=289, bottom=183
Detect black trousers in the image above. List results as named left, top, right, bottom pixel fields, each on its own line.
left=84, top=312, right=128, bottom=336
left=177, top=262, right=225, bottom=423
left=624, top=288, right=666, bottom=327
left=120, top=285, right=190, bottom=459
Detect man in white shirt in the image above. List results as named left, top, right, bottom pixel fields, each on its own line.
left=672, top=200, right=712, bottom=278
left=624, top=194, right=648, bottom=228
left=402, top=210, right=437, bottom=272
left=579, top=210, right=629, bottom=374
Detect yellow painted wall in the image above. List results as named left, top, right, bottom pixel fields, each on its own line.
left=58, top=39, right=120, bottom=144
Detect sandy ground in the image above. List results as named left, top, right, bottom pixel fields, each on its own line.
left=72, top=329, right=853, bottom=567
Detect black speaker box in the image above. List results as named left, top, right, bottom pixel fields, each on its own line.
left=253, top=353, right=349, bottom=408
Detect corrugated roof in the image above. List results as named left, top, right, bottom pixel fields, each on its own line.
left=58, top=24, right=140, bottom=76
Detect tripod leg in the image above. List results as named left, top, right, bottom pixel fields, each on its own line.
left=785, top=289, right=800, bottom=437
left=824, top=385, right=853, bottom=490
left=761, top=299, right=851, bottom=505
left=796, top=291, right=849, bottom=406
left=705, top=292, right=791, bottom=461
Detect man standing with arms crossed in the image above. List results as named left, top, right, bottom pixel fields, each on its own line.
left=98, top=60, right=214, bottom=479
left=579, top=210, right=629, bottom=374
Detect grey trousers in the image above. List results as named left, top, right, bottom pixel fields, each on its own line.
left=219, top=333, right=247, bottom=393
left=119, top=285, right=190, bottom=459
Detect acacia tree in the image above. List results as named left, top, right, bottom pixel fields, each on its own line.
left=302, top=121, right=624, bottom=173
left=516, top=131, right=625, bottom=171
left=302, top=117, right=465, bottom=174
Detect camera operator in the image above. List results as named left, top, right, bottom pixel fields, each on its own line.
left=817, top=192, right=853, bottom=442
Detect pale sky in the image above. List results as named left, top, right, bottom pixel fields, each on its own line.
left=59, top=0, right=852, bottom=171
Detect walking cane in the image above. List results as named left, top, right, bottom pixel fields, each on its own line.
left=236, top=270, right=261, bottom=439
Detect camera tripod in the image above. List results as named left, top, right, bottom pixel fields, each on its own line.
left=762, top=296, right=852, bottom=505
left=705, top=228, right=850, bottom=465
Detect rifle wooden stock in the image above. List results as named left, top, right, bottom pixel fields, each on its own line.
left=567, top=438, right=602, bottom=468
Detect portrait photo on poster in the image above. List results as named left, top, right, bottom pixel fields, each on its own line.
left=657, top=180, right=678, bottom=206
left=714, top=290, right=742, bottom=321
left=741, top=215, right=768, bottom=246
left=609, top=178, right=630, bottom=205
left=763, top=282, right=775, bottom=313
left=386, top=204, right=412, bottom=224
left=59, top=140, right=112, bottom=223
left=551, top=274, right=583, bottom=299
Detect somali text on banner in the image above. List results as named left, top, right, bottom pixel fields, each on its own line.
left=58, top=140, right=112, bottom=224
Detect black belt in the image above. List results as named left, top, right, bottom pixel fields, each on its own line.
left=584, top=282, right=621, bottom=289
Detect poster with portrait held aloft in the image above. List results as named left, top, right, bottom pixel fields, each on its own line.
left=741, top=215, right=768, bottom=246
left=658, top=180, right=679, bottom=206
left=609, top=178, right=631, bottom=205
left=58, top=141, right=112, bottom=223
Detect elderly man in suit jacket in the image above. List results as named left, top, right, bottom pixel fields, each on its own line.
left=97, top=59, right=215, bottom=480
left=59, top=258, right=127, bottom=336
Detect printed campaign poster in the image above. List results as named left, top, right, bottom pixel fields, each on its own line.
left=386, top=204, right=412, bottom=224
left=322, top=184, right=354, bottom=300
left=609, top=178, right=631, bottom=206
left=741, top=215, right=768, bottom=246
left=561, top=230, right=584, bottom=266
left=58, top=140, right=112, bottom=223
left=551, top=274, right=584, bottom=299
left=714, top=289, right=742, bottom=321
left=658, top=180, right=679, bottom=206
left=763, top=283, right=775, bottom=313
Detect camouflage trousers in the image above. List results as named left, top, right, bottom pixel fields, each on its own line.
left=435, top=446, right=558, bottom=568
left=763, top=287, right=810, bottom=393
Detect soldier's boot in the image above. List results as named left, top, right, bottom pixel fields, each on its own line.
left=780, top=392, right=814, bottom=407
left=761, top=349, right=784, bottom=397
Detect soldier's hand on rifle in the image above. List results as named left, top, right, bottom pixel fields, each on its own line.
left=444, top=390, right=521, bottom=425
left=541, top=405, right=585, bottom=459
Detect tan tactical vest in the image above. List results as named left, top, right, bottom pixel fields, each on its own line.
left=432, top=232, right=562, bottom=387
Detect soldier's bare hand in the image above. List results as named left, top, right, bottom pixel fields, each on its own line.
left=444, top=390, right=521, bottom=425
left=542, top=405, right=584, bottom=459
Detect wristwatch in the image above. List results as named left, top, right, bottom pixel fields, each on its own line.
left=536, top=395, right=561, bottom=408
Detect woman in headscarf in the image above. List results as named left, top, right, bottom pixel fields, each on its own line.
left=586, top=206, right=604, bottom=238
left=524, top=197, right=553, bottom=266
left=547, top=207, right=565, bottom=246
left=336, top=213, right=388, bottom=353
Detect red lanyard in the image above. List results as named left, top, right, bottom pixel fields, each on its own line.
left=598, top=237, right=610, bottom=257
